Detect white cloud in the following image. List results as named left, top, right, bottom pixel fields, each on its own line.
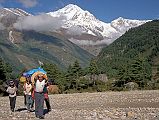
left=17, top=0, right=38, bottom=8
left=69, top=37, right=114, bottom=46
left=0, top=23, right=5, bottom=30
left=13, top=13, right=66, bottom=32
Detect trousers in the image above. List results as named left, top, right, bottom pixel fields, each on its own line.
left=26, top=95, right=33, bottom=110
left=34, top=92, right=44, bottom=117
left=9, top=96, right=16, bottom=111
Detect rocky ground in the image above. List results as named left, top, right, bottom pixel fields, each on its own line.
left=0, top=90, right=159, bottom=120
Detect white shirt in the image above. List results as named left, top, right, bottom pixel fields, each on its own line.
left=6, top=86, right=17, bottom=97
left=35, top=80, right=45, bottom=92
left=25, top=83, right=32, bottom=95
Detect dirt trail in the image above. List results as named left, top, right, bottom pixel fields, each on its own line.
left=0, top=90, right=159, bottom=120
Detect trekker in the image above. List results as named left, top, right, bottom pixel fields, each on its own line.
left=6, top=80, right=17, bottom=112
left=44, top=82, right=51, bottom=112
left=24, top=93, right=27, bottom=106
left=34, top=74, right=46, bottom=119
left=24, top=77, right=33, bottom=112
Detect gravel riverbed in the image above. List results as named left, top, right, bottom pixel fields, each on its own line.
left=0, top=90, right=159, bottom=120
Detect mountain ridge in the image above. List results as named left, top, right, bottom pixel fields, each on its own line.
left=0, top=5, right=149, bottom=55
left=0, top=7, right=93, bottom=72
left=47, top=4, right=149, bottom=55
left=97, top=20, right=159, bottom=78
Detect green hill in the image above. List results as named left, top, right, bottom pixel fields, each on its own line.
left=0, top=30, right=93, bottom=73
left=97, top=20, right=159, bottom=79
left=0, top=8, right=94, bottom=74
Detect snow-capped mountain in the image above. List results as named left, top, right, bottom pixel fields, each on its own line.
left=48, top=4, right=105, bottom=38
left=0, top=8, right=31, bottom=28
left=110, top=17, right=149, bottom=33
left=0, top=7, right=93, bottom=71
left=47, top=4, right=149, bottom=50
left=0, top=5, right=149, bottom=55
left=0, top=8, right=31, bottom=17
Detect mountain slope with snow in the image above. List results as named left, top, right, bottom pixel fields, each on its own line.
left=48, top=4, right=149, bottom=48
left=2, top=8, right=31, bottom=16
left=0, top=8, right=93, bottom=72
left=46, top=4, right=151, bottom=55
left=0, top=8, right=31, bottom=28
left=0, top=5, right=149, bottom=56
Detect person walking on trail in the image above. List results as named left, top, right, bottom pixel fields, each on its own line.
left=44, top=82, right=51, bottom=112
left=6, top=80, right=17, bottom=112
left=24, top=77, right=34, bottom=112
left=34, top=74, right=46, bottom=119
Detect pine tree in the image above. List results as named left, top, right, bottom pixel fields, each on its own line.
left=116, top=58, right=151, bottom=88
left=65, top=64, right=74, bottom=89
left=88, top=59, right=99, bottom=85
left=130, top=58, right=151, bottom=87
left=65, top=60, right=83, bottom=90
left=42, top=63, right=66, bottom=92
left=72, top=60, right=83, bottom=89
left=72, top=60, right=82, bottom=79
left=0, top=58, right=13, bottom=84
left=116, top=65, right=131, bottom=87
left=42, top=63, right=61, bottom=83
left=0, top=58, right=6, bottom=84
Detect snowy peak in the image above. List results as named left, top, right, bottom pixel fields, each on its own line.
left=112, top=17, right=148, bottom=25
left=0, top=8, right=31, bottom=17
left=48, top=4, right=106, bottom=37
left=48, top=4, right=99, bottom=23
left=47, top=4, right=149, bottom=45
left=48, top=4, right=100, bottom=30
left=48, top=4, right=86, bottom=20
left=0, top=8, right=32, bottom=28
left=46, top=4, right=150, bottom=55
left=0, top=5, right=150, bottom=55
left=111, top=17, right=148, bottom=33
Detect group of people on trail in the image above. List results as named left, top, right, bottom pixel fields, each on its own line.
left=6, top=72, right=51, bottom=119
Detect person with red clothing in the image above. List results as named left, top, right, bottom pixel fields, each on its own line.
left=32, top=78, right=51, bottom=113
left=34, top=74, right=46, bottom=119
left=44, top=82, right=51, bottom=112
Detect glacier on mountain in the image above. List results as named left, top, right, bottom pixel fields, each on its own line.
left=2, top=4, right=149, bottom=46
left=47, top=4, right=149, bottom=45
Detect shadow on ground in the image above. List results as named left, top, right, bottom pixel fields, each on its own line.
left=43, top=109, right=50, bottom=115
left=16, top=108, right=27, bottom=112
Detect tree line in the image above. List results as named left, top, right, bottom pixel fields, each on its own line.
left=0, top=58, right=13, bottom=85
left=42, top=59, right=104, bottom=93
left=1, top=21, right=159, bottom=93
left=0, top=57, right=159, bottom=94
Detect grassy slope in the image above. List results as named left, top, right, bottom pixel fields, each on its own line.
left=0, top=30, right=94, bottom=73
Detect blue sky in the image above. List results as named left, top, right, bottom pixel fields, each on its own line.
left=0, top=0, right=159, bottom=22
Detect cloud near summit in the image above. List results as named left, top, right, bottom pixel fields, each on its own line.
left=13, top=13, right=66, bottom=32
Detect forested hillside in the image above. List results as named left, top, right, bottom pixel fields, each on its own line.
left=97, top=20, right=159, bottom=87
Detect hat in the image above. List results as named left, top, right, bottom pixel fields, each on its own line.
left=26, top=74, right=31, bottom=78
left=38, top=74, right=44, bottom=77
left=9, top=80, right=14, bottom=85
left=22, top=72, right=28, bottom=77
